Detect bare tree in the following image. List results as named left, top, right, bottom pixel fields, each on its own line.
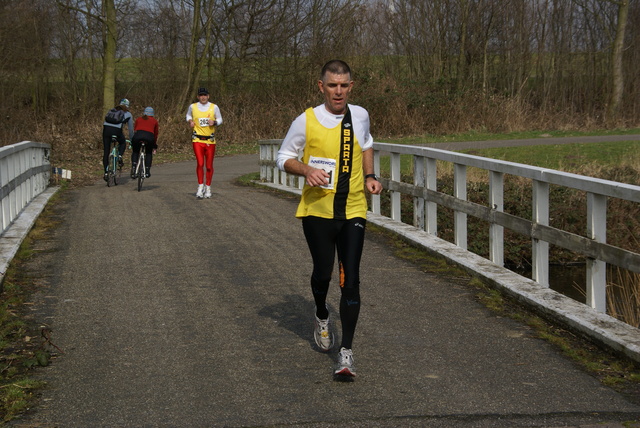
left=174, top=0, right=216, bottom=116
left=571, top=0, right=631, bottom=120
left=606, top=0, right=630, bottom=121
left=54, top=0, right=121, bottom=114
left=0, top=0, right=54, bottom=131
left=102, top=0, right=118, bottom=113
left=455, top=0, right=472, bottom=91
left=3, top=0, right=640, bottom=148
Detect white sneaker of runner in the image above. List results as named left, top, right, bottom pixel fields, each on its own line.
left=334, top=347, right=356, bottom=377
left=196, top=184, right=205, bottom=198
left=314, top=314, right=334, bottom=352
left=204, top=185, right=212, bottom=198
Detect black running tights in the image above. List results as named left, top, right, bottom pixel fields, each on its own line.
left=302, top=216, right=366, bottom=350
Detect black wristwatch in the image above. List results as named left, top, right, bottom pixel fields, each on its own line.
left=365, top=174, right=378, bottom=181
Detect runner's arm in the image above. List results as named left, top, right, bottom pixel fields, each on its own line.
left=186, top=104, right=195, bottom=127
left=276, top=113, right=305, bottom=171
left=214, top=105, right=223, bottom=126
left=283, top=159, right=330, bottom=187
left=277, top=113, right=329, bottom=187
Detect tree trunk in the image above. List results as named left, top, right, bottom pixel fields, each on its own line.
left=176, top=0, right=214, bottom=117
left=456, top=0, right=470, bottom=92
left=102, top=0, right=117, bottom=114
left=606, top=0, right=629, bottom=122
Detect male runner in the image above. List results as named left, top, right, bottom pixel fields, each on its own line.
left=277, top=59, right=383, bottom=378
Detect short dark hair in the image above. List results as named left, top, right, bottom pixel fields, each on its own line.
left=320, top=60, right=351, bottom=81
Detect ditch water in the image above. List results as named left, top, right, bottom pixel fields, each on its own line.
left=515, top=263, right=586, bottom=303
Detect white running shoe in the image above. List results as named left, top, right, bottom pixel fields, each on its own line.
left=334, top=347, right=356, bottom=377
left=314, top=314, right=334, bottom=352
left=196, top=184, right=205, bottom=198
left=204, top=185, right=212, bottom=198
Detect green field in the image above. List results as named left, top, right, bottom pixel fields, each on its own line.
left=377, top=129, right=640, bottom=179
left=462, top=141, right=639, bottom=172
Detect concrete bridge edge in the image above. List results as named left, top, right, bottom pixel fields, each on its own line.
left=0, top=186, right=60, bottom=289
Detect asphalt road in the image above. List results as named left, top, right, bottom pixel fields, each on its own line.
left=12, top=152, right=640, bottom=427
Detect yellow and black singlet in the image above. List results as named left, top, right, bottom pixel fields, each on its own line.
left=191, top=102, right=217, bottom=144
left=295, top=107, right=367, bottom=220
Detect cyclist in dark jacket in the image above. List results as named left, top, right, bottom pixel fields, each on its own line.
left=102, top=98, right=134, bottom=181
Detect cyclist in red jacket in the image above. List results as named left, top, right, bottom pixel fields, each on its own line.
left=130, top=107, right=159, bottom=178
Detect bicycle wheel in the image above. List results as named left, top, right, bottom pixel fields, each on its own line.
left=136, top=153, right=144, bottom=192
left=137, top=152, right=145, bottom=191
left=107, top=154, right=115, bottom=187
left=112, top=154, right=119, bottom=186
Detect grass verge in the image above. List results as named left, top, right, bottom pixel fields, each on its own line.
left=0, top=184, right=68, bottom=422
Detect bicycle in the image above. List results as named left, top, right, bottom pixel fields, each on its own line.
left=106, top=135, right=122, bottom=187
left=132, top=142, right=147, bottom=192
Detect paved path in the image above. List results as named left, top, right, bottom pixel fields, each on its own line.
left=12, top=153, right=640, bottom=427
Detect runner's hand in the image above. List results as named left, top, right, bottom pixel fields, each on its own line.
left=306, top=168, right=330, bottom=187
left=366, top=177, right=383, bottom=195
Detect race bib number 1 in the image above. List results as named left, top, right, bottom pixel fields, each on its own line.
left=308, top=156, right=336, bottom=190
left=198, top=117, right=210, bottom=127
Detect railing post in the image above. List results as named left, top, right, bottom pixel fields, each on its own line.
left=489, top=171, right=504, bottom=266
left=10, top=151, right=19, bottom=220
left=425, top=158, right=437, bottom=235
left=297, top=150, right=304, bottom=189
left=271, top=144, right=281, bottom=185
left=454, top=164, right=467, bottom=250
left=390, top=153, right=401, bottom=221
left=371, top=150, right=381, bottom=214
left=532, top=180, right=550, bottom=287
left=259, top=143, right=270, bottom=182
left=0, top=153, right=7, bottom=230
left=413, top=156, right=425, bottom=229
left=20, top=149, right=29, bottom=208
left=586, top=192, right=607, bottom=312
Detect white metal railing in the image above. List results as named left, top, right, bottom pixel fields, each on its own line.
left=0, top=141, right=52, bottom=235
left=259, top=140, right=640, bottom=314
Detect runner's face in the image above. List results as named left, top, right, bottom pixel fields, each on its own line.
left=198, top=94, right=209, bottom=104
left=318, top=72, right=353, bottom=115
